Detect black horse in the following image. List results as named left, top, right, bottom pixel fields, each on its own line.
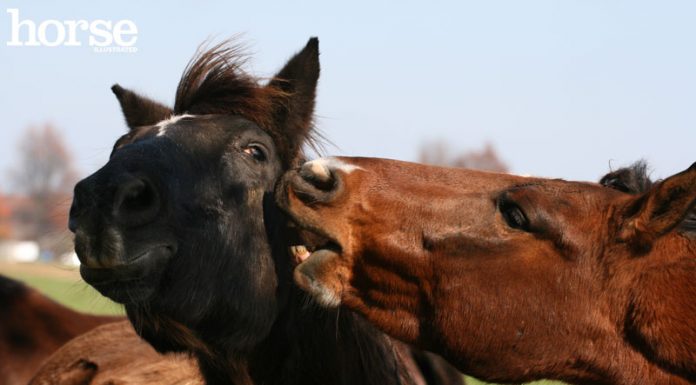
left=69, top=38, right=463, bottom=385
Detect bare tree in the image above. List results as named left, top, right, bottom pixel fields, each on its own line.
left=418, top=141, right=508, bottom=173
left=10, top=124, right=78, bottom=256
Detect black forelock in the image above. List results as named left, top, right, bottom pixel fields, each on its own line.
left=174, top=41, right=269, bottom=116
left=172, top=40, right=323, bottom=168
left=599, top=160, right=653, bottom=194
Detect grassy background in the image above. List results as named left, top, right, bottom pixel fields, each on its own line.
left=1, top=262, right=565, bottom=385
left=1, top=262, right=123, bottom=315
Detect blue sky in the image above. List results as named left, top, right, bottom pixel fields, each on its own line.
left=1, top=0, right=694, bottom=189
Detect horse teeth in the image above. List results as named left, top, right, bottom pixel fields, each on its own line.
left=290, top=245, right=311, bottom=261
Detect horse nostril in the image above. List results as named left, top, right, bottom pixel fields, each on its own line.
left=113, top=176, right=161, bottom=226
left=69, top=180, right=88, bottom=233
left=299, top=160, right=337, bottom=192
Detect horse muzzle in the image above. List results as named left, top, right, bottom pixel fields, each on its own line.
left=79, top=244, right=175, bottom=304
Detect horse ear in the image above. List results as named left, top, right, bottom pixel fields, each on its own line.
left=619, top=162, right=696, bottom=250
left=265, top=37, right=320, bottom=165
left=111, top=84, right=173, bottom=130
left=625, top=258, right=696, bottom=380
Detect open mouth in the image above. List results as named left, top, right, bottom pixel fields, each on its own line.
left=287, top=225, right=345, bottom=308
left=289, top=227, right=342, bottom=265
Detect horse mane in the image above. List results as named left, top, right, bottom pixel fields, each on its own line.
left=600, top=160, right=695, bottom=233
left=254, top=286, right=418, bottom=385
left=599, top=160, right=653, bottom=194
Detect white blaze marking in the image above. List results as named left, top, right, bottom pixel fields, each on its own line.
left=155, top=114, right=194, bottom=137
left=303, top=157, right=363, bottom=181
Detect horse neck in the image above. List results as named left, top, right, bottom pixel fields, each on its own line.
left=600, top=350, right=693, bottom=385
left=246, top=284, right=416, bottom=385
left=539, top=336, right=693, bottom=385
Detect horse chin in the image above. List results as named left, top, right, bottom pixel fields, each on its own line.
left=80, top=246, right=174, bottom=305
left=91, top=279, right=158, bottom=304
left=293, top=249, right=343, bottom=308
left=286, top=224, right=346, bottom=307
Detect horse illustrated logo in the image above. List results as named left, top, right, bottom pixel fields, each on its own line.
left=5, top=8, right=138, bottom=53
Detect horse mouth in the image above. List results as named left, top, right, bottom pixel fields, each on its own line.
left=86, top=278, right=158, bottom=304
left=288, top=227, right=342, bottom=266
left=80, top=245, right=175, bottom=303
left=288, top=226, right=345, bottom=307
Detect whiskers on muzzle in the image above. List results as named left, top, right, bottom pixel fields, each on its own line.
left=74, top=227, right=125, bottom=268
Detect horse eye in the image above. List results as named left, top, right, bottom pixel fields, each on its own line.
left=499, top=200, right=530, bottom=231
left=243, top=144, right=267, bottom=162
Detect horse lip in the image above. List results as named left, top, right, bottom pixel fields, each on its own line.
left=280, top=185, right=341, bottom=248
left=126, top=244, right=176, bottom=264
left=80, top=245, right=174, bottom=286
left=87, top=279, right=157, bottom=304
left=293, top=248, right=343, bottom=308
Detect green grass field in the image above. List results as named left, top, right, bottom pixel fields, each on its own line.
left=2, top=263, right=123, bottom=315
left=2, top=262, right=564, bottom=385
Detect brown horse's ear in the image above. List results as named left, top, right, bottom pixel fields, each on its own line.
left=619, top=162, right=696, bottom=251
left=625, top=258, right=696, bottom=380
left=111, top=84, right=173, bottom=130
left=265, top=37, right=320, bottom=165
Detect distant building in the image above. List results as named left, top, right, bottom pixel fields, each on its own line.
left=0, top=240, right=40, bottom=263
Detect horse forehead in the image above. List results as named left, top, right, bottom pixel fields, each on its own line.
left=152, top=115, right=268, bottom=145
left=155, top=114, right=196, bottom=137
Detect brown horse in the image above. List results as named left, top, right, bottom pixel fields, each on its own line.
left=29, top=320, right=202, bottom=385
left=277, top=157, right=696, bottom=385
left=0, top=274, right=122, bottom=385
